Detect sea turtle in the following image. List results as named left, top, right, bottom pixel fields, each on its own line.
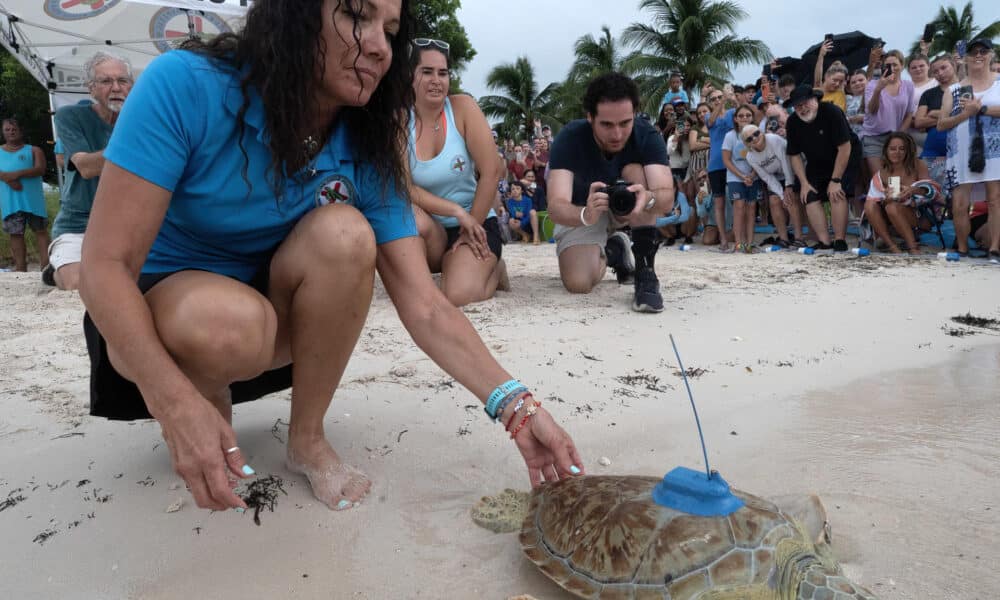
left=471, top=475, right=877, bottom=600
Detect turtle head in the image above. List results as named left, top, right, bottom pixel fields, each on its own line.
left=470, top=489, right=531, bottom=534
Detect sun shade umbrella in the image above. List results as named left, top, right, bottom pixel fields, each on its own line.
left=0, top=0, right=247, bottom=107
left=800, top=30, right=882, bottom=86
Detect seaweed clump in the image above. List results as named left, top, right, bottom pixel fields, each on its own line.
left=240, top=475, right=287, bottom=526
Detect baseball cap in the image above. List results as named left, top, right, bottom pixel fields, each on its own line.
left=967, top=38, right=994, bottom=52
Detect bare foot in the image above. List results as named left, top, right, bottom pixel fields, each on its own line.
left=287, top=437, right=371, bottom=510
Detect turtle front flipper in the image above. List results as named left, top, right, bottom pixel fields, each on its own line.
left=796, top=565, right=878, bottom=600
left=471, top=489, right=531, bottom=533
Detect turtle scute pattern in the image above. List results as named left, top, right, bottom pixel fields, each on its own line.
left=518, top=475, right=840, bottom=600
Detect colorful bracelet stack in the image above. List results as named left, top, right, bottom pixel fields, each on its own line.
left=508, top=396, right=541, bottom=439
left=485, top=379, right=528, bottom=422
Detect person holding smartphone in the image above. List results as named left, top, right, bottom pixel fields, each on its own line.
left=861, top=49, right=916, bottom=178
left=938, top=38, right=1000, bottom=258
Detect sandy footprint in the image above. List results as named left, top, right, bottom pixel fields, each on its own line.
left=287, top=446, right=371, bottom=511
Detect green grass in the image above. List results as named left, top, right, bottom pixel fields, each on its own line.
left=0, top=190, right=60, bottom=269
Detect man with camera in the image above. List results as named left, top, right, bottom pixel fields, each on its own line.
left=547, top=72, right=674, bottom=312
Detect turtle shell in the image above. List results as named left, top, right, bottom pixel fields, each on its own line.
left=518, top=475, right=807, bottom=599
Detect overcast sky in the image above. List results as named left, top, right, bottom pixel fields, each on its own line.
left=456, top=0, right=983, bottom=101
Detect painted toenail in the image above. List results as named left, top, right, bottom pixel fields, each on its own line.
left=242, top=465, right=255, bottom=476
left=337, top=499, right=351, bottom=510
left=570, top=465, right=581, bottom=475
left=235, top=507, right=245, bottom=513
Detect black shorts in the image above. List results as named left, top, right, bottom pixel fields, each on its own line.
left=708, top=169, right=727, bottom=198
left=444, top=216, right=503, bottom=259
left=84, top=266, right=293, bottom=421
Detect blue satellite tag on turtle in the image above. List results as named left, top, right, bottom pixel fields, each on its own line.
left=653, top=467, right=745, bottom=516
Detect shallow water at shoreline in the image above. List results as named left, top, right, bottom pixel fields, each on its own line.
left=726, top=346, right=1000, bottom=600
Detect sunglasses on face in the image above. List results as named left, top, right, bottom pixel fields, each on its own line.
left=709, top=95, right=723, bottom=102
left=414, top=38, right=450, bottom=53
left=744, top=131, right=762, bottom=143
left=968, top=48, right=991, bottom=57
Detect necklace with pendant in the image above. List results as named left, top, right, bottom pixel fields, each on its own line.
left=303, top=135, right=320, bottom=177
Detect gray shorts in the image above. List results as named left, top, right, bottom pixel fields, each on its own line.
left=862, top=132, right=890, bottom=158
left=2, top=211, right=47, bottom=235
left=553, top=209, right=619, bottom=256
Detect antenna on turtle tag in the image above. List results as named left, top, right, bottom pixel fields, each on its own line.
left=652, top=335, right=744, bottom=517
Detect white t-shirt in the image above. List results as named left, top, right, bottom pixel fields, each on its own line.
left=745, top=133, right=796, bottom=196
left=721, top=130, right=753, bottom=183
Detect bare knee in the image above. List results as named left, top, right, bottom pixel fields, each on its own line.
left=157, top=289, right=277, bottom=382
left=562, top=275, right=598, bottom=294
left=55, top=263, right=81, bottom=291
left=300, top=204, right=376, bottom=270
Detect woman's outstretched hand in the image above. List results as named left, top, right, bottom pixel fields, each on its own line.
left=512, top=406, right=584, bottom=488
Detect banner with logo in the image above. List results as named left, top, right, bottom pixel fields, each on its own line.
left=0, top=0, right=246, bottom=103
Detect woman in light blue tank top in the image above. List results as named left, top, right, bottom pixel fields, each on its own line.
left=0, top=118, right=50, bottom=271
left=409, top=44, right=506, bottom=306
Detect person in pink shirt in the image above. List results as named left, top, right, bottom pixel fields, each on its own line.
left=861, top=50, right=916, bottom=177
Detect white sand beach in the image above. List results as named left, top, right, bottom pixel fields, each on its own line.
left=1, top=245, right=998, bottom=599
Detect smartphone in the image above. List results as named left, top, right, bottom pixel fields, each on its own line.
left=958, top=85, right=974, bottom=100
left=883, top=64, right=893, bottom=77
left=824, top=33, right=834, bottom=43
left=956, top=39, right=967, bottom=57
left=922, top=23, right=936, bottom=43
left=763, top=64, right=772, bottom=78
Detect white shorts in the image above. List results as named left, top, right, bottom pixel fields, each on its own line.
left=48, top=233, right=85, bottom=270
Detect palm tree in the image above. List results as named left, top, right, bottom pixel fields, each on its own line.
left=478, top=57, right=561, bottom=141
left=621, top=0, right=771, bottom=113
left=567, top=26, right=624, bottom=84
left=551, top=26, right=626, bottom=124
left=911, top=2, right=1000, bottom=57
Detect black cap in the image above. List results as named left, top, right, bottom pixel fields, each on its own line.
left=783, top=84, right=823, bottom=109
left=967, top=38, right=994, bottom=52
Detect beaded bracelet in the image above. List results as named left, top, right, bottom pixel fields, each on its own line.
left=510, top=399, right=542, bottom=439
left=504, top=396, right=528, bottom=431
left=493, top=391, right=522, bottom=423
left=485, top=379, right=525, bottom=419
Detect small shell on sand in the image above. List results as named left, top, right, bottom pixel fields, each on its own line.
left=731, top=336, right=743, bottom=342
left=165, top=498, right=184, bottom=513
left=598, top=457, right=612, bottom=466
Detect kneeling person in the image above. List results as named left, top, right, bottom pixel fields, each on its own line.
left=547, top=72, right=674, bottom=312
left=506, top=180, right=539, bottom=243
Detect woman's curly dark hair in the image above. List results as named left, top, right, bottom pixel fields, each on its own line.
left=181, top=0, right=413, bottom=202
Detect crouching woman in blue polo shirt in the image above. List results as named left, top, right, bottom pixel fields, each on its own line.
left=78, top=0, right=583, bottom=513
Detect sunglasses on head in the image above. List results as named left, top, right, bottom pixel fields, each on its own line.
left=414, top=38, right=450, bottom=53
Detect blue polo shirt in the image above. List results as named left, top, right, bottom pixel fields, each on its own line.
left=105, top=50, right=415, bottom=282
left=705, top=108, right=735, bottom=173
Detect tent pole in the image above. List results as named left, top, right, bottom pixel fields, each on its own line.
left=48, top=92, right=63, bottom=192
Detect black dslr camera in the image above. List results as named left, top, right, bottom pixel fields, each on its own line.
left=601, top=180, right=637, bottom=217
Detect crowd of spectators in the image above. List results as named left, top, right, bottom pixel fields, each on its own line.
left=644, top=36, right=1000, bottom=258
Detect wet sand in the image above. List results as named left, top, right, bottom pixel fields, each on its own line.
left=0, top=244, right=998, bottom=599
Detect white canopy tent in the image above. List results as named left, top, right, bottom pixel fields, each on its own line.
left=0, top=0, right=248, bottom=109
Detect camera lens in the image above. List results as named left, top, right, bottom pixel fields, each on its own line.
left=607, top=183, right=637, bottom=217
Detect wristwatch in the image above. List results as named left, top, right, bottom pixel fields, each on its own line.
left=830, top=177, right=842, bottom=184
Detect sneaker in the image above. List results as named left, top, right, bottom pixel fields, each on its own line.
left=790, top=239, right=807, bottom=248
left=832, top=239, right=849, bottom=252
left=605, top=231, right=635, bottom=284
left=41, top=264, right=55, bottom=287
left=631, top=268, right=664, bottom=313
